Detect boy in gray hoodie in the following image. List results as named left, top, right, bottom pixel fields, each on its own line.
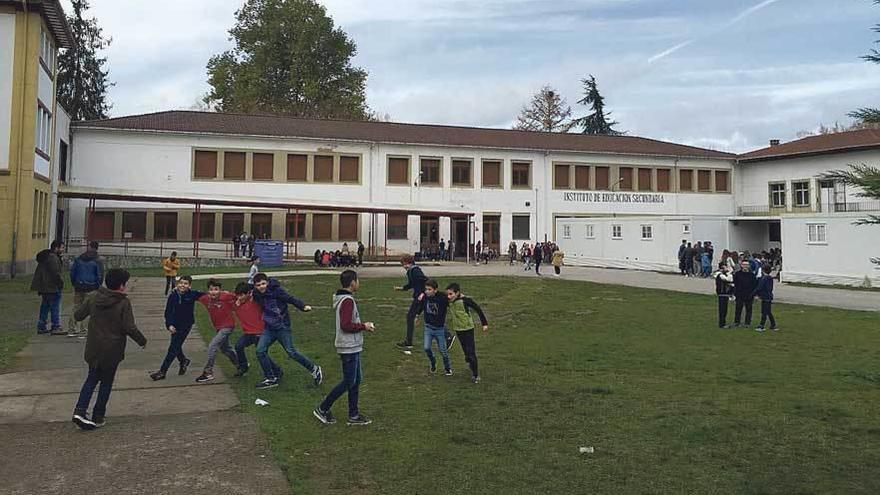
left=313, top=270, right=375, bottom=426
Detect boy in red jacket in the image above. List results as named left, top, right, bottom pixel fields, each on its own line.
left=195, top=279, right=239, bottom=383
left=232, top=282, right=281, bottom=378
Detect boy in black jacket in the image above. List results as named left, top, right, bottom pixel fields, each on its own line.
left=713, top=263, right=734, bottom=329
left=394, top=255, right=427, bottom=350
left=732, top=259, right=758, bottom=327
left=150, top=275, right=205, bottom=380
left=754, top=265, right=778, bottom=332
left=416, top=279, right=453, bottom=375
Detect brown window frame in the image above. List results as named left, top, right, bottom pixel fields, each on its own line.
left=285, top=213, right=306, bottom=240
left=574, top=165, right=590, bottom=190
left=338, top=214, right=359, bottom=241
left=387, top=214, right=408, bottom=239
left=250, top=213, right=273, bottom=239
left=714, top=170, right=730, bottom=193
left=511, top=161, right=531, bottom=189
left=451, top=159, right=473, bottom=187
left=194, top=150, right=218, bottom=179
left=153, top=212, right=178, bottom=241
left=121, top=211, right=147, bottom=241
left=419, top=157, right=442, bottom=186
left=221, top=213, right=245, bottom=240
left=637, top=168, right=653, bottom=192
left=312, top=213, right=333, bottom=241
left=339, top=155, right=360, bottom=183
left=554, top=164, right=570, bottom=189
left=595, top=166, right=610, bottom=190
left=679, top=169, right=694, bottom=192
left=286, top=154, right=308, bottom=182
left=481, top=159, right=502, bottom=188
left=192, top=212, right=216, bottom=241
left=223, top=151, right=246, bottom=180
left=387, top=156, right=411, bottom=185
left=313, top=155, right=334, bottom=183
left=656, top=169, right=671, bottom=192
left=252, top=152, right=275, bottom=181
left=90, top=211, right=115, bottom=241
left=618, top=167, right=633, bottom=191
left=697, top=170, right=712, bottom=192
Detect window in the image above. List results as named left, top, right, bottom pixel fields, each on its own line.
left=58, top=140, right=68, bottom=182
left=223, top=152, right=246, bottom=180
left=575, top=166, right=590, bottom=190
left=90, top=211, right=115, bottom=240
left=682, top=223, right=691, bottom=234
left=715, top=170, right=730, bottom=193
left=793, top=181, right=810, bottom=207
left=420, top=158, right=441, bottom=185
left=153, top=212, right=178, bottom=240
left=252, top=153, right=274, bottom=181
left=121, top=211, right=147, bottom=240
left=221, top=213, right=244, bottom=239
left=482, top=160, right=502, bottom=188
left=554, top=164, right=570, bottom=189
left=312, top=214, right=332, bottom=240
left=482, top=215, right=501, bottom=250
left=641, top=224, right=653, bottom=240
left=679, top=169, right=694, bottom=192
left=194, top=150, right=218, bottom=179
left=40, top=28, right=55, bottom=74
left=611, top=224, right=622, bottom=239
left=31, top=191, right=40, bottom=237
left=769, top=183, right=786, bottom=208
left=563, top=225, right=571, bottom=239
left=285, top=213, right=306, bottom=240
left=35, top=105, right=52, bottom=155
left=388, top=157, right=410, bottom=185
left=618, top=167, right=633, bottom=190
left=638, top=168, right=653, bottom=191
left=807, top=223, right=826, bottom=244
left=451, top=159, right=472, bottom=187
left=512, top=161, right=531, bottom=188
left=595, top=166, right=610, bottom=190
left=192, top=212, right=215, bottom=241
left=251, top=213, right=273, bottom=239
left=314, top=155, right=334, bottom=183
left=340, top=156, right=360, bottom=183
left=697, top=170, right=711, bottom=192
left=286, top=154, right=308, bottom=182
left=769, top=222, right=781, bottom=242
left=657, top=169, right=671, bottom=192
left=512, top=215, right=530, bottom=240
left=387, top=214, right=408, bottom=239
left=585, top=224, right=595, bottom=239
left=339, top=214, right=359, bottom=241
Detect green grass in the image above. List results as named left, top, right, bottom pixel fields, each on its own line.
left=193, top=275, right=880, bottom=494
left=0, top=277, right=39, bottom=370
left=787, top=281, right=880, bottom=292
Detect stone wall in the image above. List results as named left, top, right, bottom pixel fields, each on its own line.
left=63, top=254, right=250, bottom=270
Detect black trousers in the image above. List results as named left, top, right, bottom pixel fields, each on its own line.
left=759, top=300, right=776, bottom=328
left=233, top=243, right=240, bottom=257
left=164, top=276, right=176, bottom=295
left=718, top=296, right=729, bottom=327
left=456, top=329, right=478, bottom=377
left=535, top=261, right=541, bottom=274
left=734, top=297, right=753, bottom=325
left=554, top=266, right=561, bottom=275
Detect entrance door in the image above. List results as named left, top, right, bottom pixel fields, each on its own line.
left=420, top=216, right=439, bottom=254
left=452, top=218, right=468, bottom=258
left=818, top=180, right=835, bottom=212
left=482, top=215, right=500, bottom=252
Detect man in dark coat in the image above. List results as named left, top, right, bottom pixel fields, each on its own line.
left=31, top=240, right=66, bottom=335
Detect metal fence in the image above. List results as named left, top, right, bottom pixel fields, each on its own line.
left=737, top=202, right=880, bottom=216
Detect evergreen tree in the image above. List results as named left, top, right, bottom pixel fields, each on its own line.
left=205, top=0, right=370, bottom=119
left=513, top=86, right=575, bottom=132
left=849, top=0, right=880, bottom=124
left=574, top=75, right=622, bottom=135
left=57, top=0, right=112, bottom=121
left=821, top=165, right=880, bottom=225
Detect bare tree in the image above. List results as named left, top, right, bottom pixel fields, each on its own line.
left=513, top=86, right=575, bottom=132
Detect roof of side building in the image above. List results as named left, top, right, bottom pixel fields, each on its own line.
left=71, top=110, right=737, bottom=160
left=738, top=128, right=880, bottom=162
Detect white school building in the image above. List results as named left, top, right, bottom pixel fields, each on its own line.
left=57, top=111, right=880, bottom=287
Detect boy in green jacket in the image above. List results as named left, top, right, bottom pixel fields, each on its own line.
left=445, top=283, right=489, bottom=383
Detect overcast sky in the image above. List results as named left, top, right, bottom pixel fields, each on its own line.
left=61, top=0, right=880, bottom=153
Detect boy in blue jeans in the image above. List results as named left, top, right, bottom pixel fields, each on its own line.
left=150, top=275, right=205, bottom=380
left=251, top=273, right=322, bottom=390
left=313, top=270, right=375, bottom=426
left=417, top=279, right=453, bottom=376
left=753, top=264, right=779, bottom=332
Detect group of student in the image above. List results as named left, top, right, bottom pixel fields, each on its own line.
left=712, top=257, right=779, bottom=332
left=231, top=232, right=258, bottom=259
left=68, top=253, right=489, bottom=431
left=513, top=241, right=565, bottom=276
left=314, top=241, right=365, bottom=268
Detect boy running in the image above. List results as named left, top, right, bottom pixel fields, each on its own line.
left=445, top=283, right=488, bottom=383
left=252, top=273, right=322, bottom=390
left=194, top=279, right=239, bottom=383
left=754, top=265, right=779, bottom=332
left=417, top=279, right=453, bottom=376
left=72, top=269, right=147, bottom=430
left=394, top=255, right=427, bottom=351
left=313, top=270, right=376, bottom=426
left=150, top=275, right=205, bottom=381
left=232, top=282, right=281, bottom=378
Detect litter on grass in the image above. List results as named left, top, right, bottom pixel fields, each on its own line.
left=579, top=446, right=595, bottom=454
left=255, top=399, right=269, bottom=406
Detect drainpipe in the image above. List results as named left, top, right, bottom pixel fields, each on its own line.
left=10, top=0, right=30, bottom=277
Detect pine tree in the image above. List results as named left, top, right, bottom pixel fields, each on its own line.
left=849, top=0, right=880, bottom=124
left=821, top=165, right=880, bottom=225
left=512, top=86, right=575, bottom=132
left=574, top=75, right=622, bottom=135
left=57, top=0, right=113, bottom=121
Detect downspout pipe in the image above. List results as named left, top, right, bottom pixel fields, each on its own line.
left=10, top=0, right=30, bottom=278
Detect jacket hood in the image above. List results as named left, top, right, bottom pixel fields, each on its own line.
left=79, top=249, right=99, bottom=262
left=35, top=249, right=52, bottom=263
left=266, top=278, right=282, bottom=292
left=94, top=287, right=127, bottom=308
left=332, top=289, right=352, bottom=308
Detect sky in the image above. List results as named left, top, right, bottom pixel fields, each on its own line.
left=61, top=0, right=880, bottom=153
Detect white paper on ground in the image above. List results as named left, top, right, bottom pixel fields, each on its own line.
left=255, top=399, right=269, bottom=406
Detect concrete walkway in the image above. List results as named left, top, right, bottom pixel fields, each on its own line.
left=197, top=263, right=880, bottom=312
left=0, top=277, right=289, bottom=495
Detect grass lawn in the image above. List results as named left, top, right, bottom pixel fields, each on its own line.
left=196, top=274, right=880, bottom=494
left=0, top=277, right=39, bottom=371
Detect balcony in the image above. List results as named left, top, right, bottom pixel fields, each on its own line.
left=737, top=202, right=880, bottom=216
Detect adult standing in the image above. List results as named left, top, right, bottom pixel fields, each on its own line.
left=247, top=233, right=257, bottom=259
left=508, top=241, right=517, bottom=266
left=357, top=241, right=365, bottom=266
left=534, top=242, right=543, bottom=275
left=232, top=234, right=241, bottom=258
left=162, top=251, right=180, bottom=296
left=68, top=241, right=105, bottom=337
left=447, top=239, right=455, bottom=261
left=713, top=262, right=734, bottom=329
left=677, top=240, right=687, bottom=275
left=551, top=249, right=565, bottom=276
left=683, top=242, right=694, bottom=277
left=439, top=238, right=446, bottom=261
left=239, top=232, right=249, bottom=259
left=474, top=241, right=482, bottom=265
left=31, top=240, right=66, bottom=335
left=733, top=259, right=758, bottom=327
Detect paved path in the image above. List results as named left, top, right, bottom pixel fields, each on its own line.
left=197, top=262, right=880, bottom=312
left=0, top=277, right=289, bottom=495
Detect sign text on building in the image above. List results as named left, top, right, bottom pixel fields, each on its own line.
left=562, top=192, right=666, bottom=204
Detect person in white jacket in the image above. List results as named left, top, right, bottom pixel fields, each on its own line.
left=713, top=263, right=734, bottom=329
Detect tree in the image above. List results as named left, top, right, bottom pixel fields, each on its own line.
left=513, top=86, right=575, bottom=132
left=205, top=0, right=370, bottom=120
left=573, top=75, right=622, bottom=135
left=57, top=0, right=112, bottom=121
left=821, top=165, right=880, bottom=225
left=849, top=0, right=880, bottom=124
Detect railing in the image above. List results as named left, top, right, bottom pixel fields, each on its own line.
left=737, top=202, right=880, bottom=216
left=820, top=201, right=880, bottom=213
left=737, top=205, right=778, bottom=216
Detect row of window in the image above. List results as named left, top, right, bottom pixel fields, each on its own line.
left=39, top=27, right=56, bottom=76
left=769, top=181, right=811, bottom=208
left=560, top=223, right=656, bottom=241
left=32, top=190, right=50, bottom=239
left=35, top=104, right=52, bottom=157
left=553, top=165, right=730, bottom=193
left=193, top=150, right=362, bottom=183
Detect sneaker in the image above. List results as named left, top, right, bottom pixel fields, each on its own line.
left=72, top=413, right=96, bottom=431
left=429, top=363, right=437, bottom=374
left=472, top=375, right=480, bottom=384
left=195, top=372, right=214, bottom=383
left=50, top=327, right=67, bottom=336
left=178, top=358, right=191, bottom=376
left=36, top=328, right=50, bottom=335
left=93, top=416, right=106, bottom=428
left=755, top=327, right=765, bottom=333
left=149, top=370, right=166, bottom=381
left=347, top=414, right=372, bottom=426
left=311, top=365, right=323, bottom=386
left=771, top=327, right=780, bottom=332
left=233, top=366, right=249, bottom=378
left=255, top=378, right=278, bottom=390
left=312, top=407, right=336, bottom=425
left=395, top=340, right=413, bottom=350
left=444, top=368, right=454, bottom=377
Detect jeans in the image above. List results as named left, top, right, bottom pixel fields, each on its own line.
left=717, top=296, right=730, bottom=327
left=734, top=297, right=753, bottom=325
left=38, top=292, right=62, bottom=330
left=256, top=326, right=315, bottom=380
left=759, top=300, right=776, bottom=328
left=164, top=276, right=176, bottom=295
left=424, top=324, right=451, bottom=371
left=68, top=291, right=93, bottom=334
left=235, top=333, right=277, bottom=372
left=405, top=298, right=420, bottom=345
left=456, top=329, right=479, bottom=377
left=160, top=325, right=191, bottom=372
left=74, top=363, right=119, bottom=418
left=205, top=328, right=238, bottom=371
left=319, top=352, right=362, bottom=418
